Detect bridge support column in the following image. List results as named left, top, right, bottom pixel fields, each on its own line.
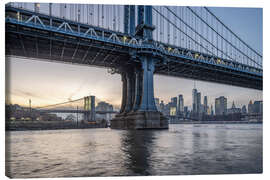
left=111, top=57, right=168, bottom=129
left=119, top=73, right=127, bottom=114
left=111, top=5, right=167, bottom=129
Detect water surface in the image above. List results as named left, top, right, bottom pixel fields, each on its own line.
left=5, top=124, right=262, bottom=178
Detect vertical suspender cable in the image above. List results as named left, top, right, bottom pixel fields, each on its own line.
left=101, top=5, right=104, bottom=27
left=173, top=6, right=176, bottom=45
left=216, top=19, right=218, bottom=57
left=167, top=7, right=170, bottom=44
left=113, top=5, right=116, bottom=31
left=194, top=8, right=197, bottom=51
left=91, top=5, right=93, bottom=25
left=179, top=7, right=182, bottom=47
left=160, top=7, right=164, bottom=42
left=199, top=7, right=201, bottom=53
left=179, top=7, right=181, bottom=47
left=156, top=6, right=159, bottom=41
left=97, top=4, right=100, bottom=27
left=185, top=7, right=188, bottom=49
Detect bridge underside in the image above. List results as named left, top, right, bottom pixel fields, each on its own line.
left=6, top=23, right=262, bottom=90
left=6, top=25, right=129, bottom=70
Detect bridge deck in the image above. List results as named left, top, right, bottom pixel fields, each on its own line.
left=5, top=6, right=262, bottom=90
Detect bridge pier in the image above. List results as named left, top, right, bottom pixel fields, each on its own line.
left=111, top=5, right=168, bottom=129
left=111, top=57, right=168, bottom=129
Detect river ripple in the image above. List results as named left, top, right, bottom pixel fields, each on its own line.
left=5, top=124, right=262, bottom=178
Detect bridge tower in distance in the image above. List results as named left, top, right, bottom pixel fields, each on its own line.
left=110, top=5, right=168, bottom=129
left=84, top=96, right=96, bottom=122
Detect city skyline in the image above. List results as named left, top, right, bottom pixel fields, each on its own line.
left=5, top=5, right=262, bottom=109
left=6, top=57, right=262, bottom=109
left=156, top=88, right=262, bottom=115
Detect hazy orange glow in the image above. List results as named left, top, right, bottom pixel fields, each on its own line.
left=6, top=57, right=262, bottom=109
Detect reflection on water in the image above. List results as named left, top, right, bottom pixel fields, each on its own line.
left=5, top=124, right=262, bottom=178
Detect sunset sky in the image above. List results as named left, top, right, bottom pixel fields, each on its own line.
left=5, top=5, right=262, bottom=110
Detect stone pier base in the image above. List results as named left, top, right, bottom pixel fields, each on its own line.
left=110, top=111, right=168, bottom=130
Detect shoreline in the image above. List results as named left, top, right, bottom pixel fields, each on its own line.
left=5, top=121, right=262, bottom=131
left=169, top=121, right=262, bottom=124
left=5, top=120, right=107, bottom=131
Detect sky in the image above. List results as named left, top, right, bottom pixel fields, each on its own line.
left=5, top=4, right=262, bottom=110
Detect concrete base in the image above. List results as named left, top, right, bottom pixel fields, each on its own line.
left=110, top=111, right=168, bottom=129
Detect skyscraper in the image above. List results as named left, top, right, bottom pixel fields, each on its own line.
left=203, top=96, right=208, bottom=114
left=155, top=98, right=160, bottom=111
left=242, top=105, right=247, bottom=114
left=171, top=97, right=177, bottom=107
left=170, top=97, right=177, bottom=116
left=253, top=101, right=263, bottom=114
left=197, top=92, right=201, bottom=113
left=248, top=100, right=253, bottom=114
left=227, top=101, right=241, bottom=114
left=192, top=88, right=198, bottom=113
left=211, top=104, right=214, bottom=115
left=215, top=96, right=227, bottom=115
left=178, top=94, right=184, bottom=115
left=160, top=100, right=165, bottom=113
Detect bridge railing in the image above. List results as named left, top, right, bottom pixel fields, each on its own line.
left=152, top=40, right=262, bottom=75
left=7, top=2, right=125, bottom=33
left=5, top=5, right=143, bottom=47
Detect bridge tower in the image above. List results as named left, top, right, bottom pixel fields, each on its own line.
left=84, top=96, right=96, bottom=122
left=111, top=6, right=168, bottom=129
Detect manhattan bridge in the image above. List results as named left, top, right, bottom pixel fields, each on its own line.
left=5, top=3, right=262, bottom=129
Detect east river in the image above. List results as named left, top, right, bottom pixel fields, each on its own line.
left=5, top=124, right=262, bottom=178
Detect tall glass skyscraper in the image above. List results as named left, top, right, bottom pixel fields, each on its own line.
left=178, top=94, right=184, bottom=115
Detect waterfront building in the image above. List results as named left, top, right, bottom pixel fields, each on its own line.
left=197, top=92, right=201, bottom=114
left=248, top=100, right=253, bottom=114
left=192, top=88, right=198, bottom=113
left=178, top=94, right=184, bottom=115
left=170, top=106, right=177, bottom=116
left=211, top=104, right=214, bottom=115
left=171, top=97, right=177, bottom=107
left=170, top=97, right=177, bottom=116
left=215, top=96, right=227, bottom=115
left=155, top=98, right=160, bottom=111
left=184, top=106, right=188, bottom=117
left=164, top=103, right=170, bottom=116
left=203, top=96, right=208, bottom=114
left=227, top=101, right=241, bottom=114
left=96, top=101, right=113, bottom=122
left=253, top=101, right=263, bottom=114
left=160, top=100, right=165, bottom=113
left=242, top=105, right=247, bottom=114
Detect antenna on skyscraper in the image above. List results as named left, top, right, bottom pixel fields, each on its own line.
left=194, top=81, right=196, bottom=89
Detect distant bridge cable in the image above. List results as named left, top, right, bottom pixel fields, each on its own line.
left=204, top=7, right=262, bottom=58
left=153, top=7, right=218, bottom=58
left=187, top=7, right=262, bottom=68
left=164, top=7, right=235, bottom=62
left=37, top=97, right=84, bottom=109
